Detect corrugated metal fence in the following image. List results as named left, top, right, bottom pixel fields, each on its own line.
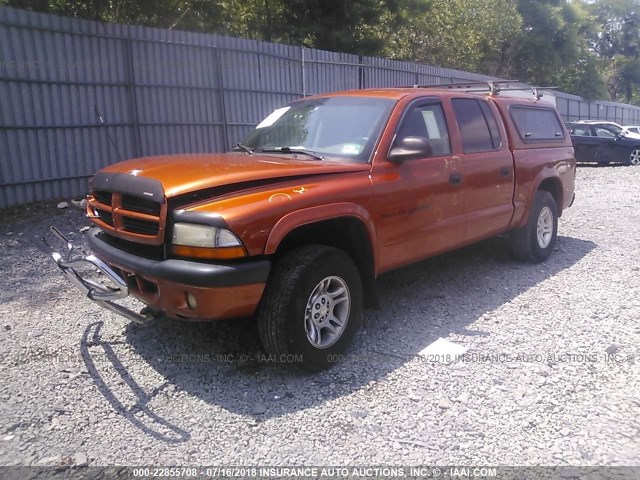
left=2, top=6, right=640, bottom=208
left=555, top=91, right=640, bottom=125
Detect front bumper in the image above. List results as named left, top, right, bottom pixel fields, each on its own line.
left=35, top=227, right=270, bottom=322
left=34, top=226, right=153, bottom=323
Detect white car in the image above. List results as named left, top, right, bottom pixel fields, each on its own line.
left=576, top=120, right=640, bottom=139
left=623, top=125, right=640, bottom=136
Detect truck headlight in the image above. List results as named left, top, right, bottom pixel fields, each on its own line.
left=173, top=223, right=242, bottom=247
left=172, top=223, right=246, bottom=260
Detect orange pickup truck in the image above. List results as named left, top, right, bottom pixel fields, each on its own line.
left=37, top=83, right=575, bottom=370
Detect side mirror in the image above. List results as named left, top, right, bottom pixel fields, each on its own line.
left=388, top=136, right=433, bottom=163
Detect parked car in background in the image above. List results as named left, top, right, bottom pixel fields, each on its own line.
left=567, top=121, right=640, bottom=165
left=623, top=125, right=640, bottom=136
left=574, top=120, right=640, bottom=139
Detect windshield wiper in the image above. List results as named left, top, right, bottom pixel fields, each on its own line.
left=233, top=143, right=253, bottom=155
left=259, top=147, right=324, bottom=161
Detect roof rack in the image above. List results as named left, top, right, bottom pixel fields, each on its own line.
left=411, top=80, right=557, bottom=99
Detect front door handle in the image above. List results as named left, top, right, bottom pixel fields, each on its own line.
left=500, top=166, right=511, bottom=176
left=449, top=173, right=463, bottom=185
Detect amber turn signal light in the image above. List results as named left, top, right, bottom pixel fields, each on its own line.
left=172, top=245, right=247, bottom=260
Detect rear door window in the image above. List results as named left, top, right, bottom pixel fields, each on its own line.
left=570, top=125, right=592, bottom=136
left=510, top=106, right=565, bottom=141
left=451, top=98, right=500, bottom=153
left=479, top=101, right=502, bottom=149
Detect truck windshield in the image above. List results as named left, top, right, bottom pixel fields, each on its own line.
left=241, top=96, right=395, bottom=163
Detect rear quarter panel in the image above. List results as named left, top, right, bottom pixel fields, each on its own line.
left=510, top=148, right=575, bottom=227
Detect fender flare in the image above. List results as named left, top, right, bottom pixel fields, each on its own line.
left=517, top=170, right=564, bottom=228
left=264, top=202, right=378, bottom=272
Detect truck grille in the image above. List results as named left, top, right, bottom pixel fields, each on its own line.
left=88, top=190, right=166, bottom=245
left=121, top=194, right=161, bottom=216
left=95, top=208, right=114, bottom=227
left=93, top=190, right=112, bottom=206
left=122, top=217, right=160, bottom=235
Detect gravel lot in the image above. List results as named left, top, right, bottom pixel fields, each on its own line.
left=0, top=164, right=639, bottom=468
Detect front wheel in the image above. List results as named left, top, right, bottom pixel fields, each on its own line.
left=509, top=190, right=558, bottom=263
left=629, top=149, right=640, bottom=166
left=257, top=245, right=363, bottom=371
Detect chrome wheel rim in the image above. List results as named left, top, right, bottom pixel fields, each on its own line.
left=304, top=276, right=350, bottom=349
left=536, top=206, right=554, bottom=249
left=630, top=150, right=640, bottom=165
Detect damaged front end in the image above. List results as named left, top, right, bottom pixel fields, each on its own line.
left=34, top=226, right=156, bottom=324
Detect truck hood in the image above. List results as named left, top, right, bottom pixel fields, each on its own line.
left=98, top=153, right=370, bottom=198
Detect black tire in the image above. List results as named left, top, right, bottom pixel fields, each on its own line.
left=629, top=148, right=640, bottom=166
left=257, top=245, right=363, bottom=371
left=509, top=190, right=558, bottom=263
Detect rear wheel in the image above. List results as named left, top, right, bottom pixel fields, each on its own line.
left=629, top=149, right=640, bottom=165
left=257, top=245, right=363, bottom=371
left=509, top=190, right=558, bottom=263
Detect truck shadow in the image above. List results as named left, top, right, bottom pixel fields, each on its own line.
left=80, top=321, right=191, bottom=443
left=82, top=234, right=595, bottom=441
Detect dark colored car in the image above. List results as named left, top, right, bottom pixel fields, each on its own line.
left=566, top=122, right=640, bottom=165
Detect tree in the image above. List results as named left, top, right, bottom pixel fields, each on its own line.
left=588, top=0, right=640, bottom=102
left=4, top=0, right=399, bottom=55
left=505, top=0, right=605, bottom=99
left=264, top=0, right=394, bottom=55
left=4, top=0, right=226, bottom=31
left=382, top=0, right=522, bottom=74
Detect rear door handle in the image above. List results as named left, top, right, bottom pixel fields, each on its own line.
left=500, top=166, right=511, bottom=176
left=449, top=173, right=463, bottom=185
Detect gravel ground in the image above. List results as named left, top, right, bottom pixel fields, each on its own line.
left=0, top=164, right=639, bottom=468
